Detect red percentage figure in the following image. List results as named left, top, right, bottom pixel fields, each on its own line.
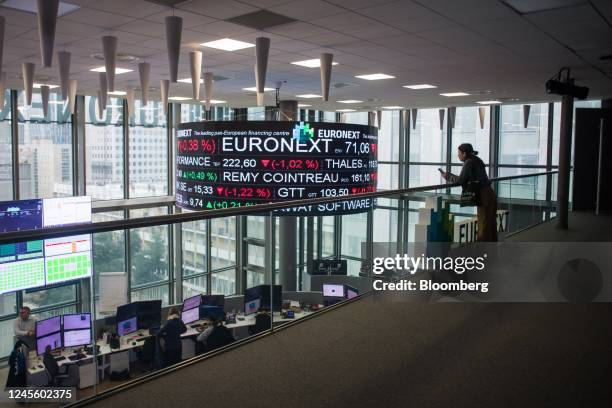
left=201, top=139, right=216, bottom=154
left=255, top=188, right=270, bottom=199
left=305, top=159, right=319, bottom=170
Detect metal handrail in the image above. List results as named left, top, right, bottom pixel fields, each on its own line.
left=0, top=171, right=558, bottom=245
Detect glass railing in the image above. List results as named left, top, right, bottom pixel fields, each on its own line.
left=0, top=171, right=557, bottom=406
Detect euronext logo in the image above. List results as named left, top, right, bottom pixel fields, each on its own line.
left=292, top=122, right=314, bottom=142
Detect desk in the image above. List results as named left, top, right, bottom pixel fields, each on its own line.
left=27, top=310, right=317, bottom=387
left=27, top=330, right=150, bottom=388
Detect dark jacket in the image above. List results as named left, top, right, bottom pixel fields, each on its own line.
left=448, top=155, right=491, bottom=187
left=5, top=343, right=27, bottom=388
left=158, top=315, right=187, bottom=351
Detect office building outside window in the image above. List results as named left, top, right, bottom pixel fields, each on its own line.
left=85, top=95, right=124, bottom=200
left=18, top=91, right=72, bottom=199
left=0, top=90, right=12, bottom=201
left=129, top=100, right=168, bottom=197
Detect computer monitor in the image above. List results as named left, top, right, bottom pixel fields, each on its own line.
left=182, top=295, right=201, bottom=311
left=311, top=259, right=347, bottom=276
left=42, top=196, right=92, bottom=227
left=267, top=285, right=282, bottom=312
left=329, top=260, right=347, bottom=276
left=244, top=298, right=261, bottom=316
left=245, top=285, right=282, bottom=312
left=37, top=332, right=62, bottom=355
left=201, top=295, right=225, bottom=307
left=116, top=303, right=137, bottom=323
left=135, top=300, right=162, bottom=329
left=323, top=284, right=345, bottom=298
left=181, top=307, right=199, bottom=324
left=36, top=316, right=61, bottom=339
left=63, top=313, right=91, bottom=330
left=346, top=285, right=359, bottom=299
left=0, top=199, right=43, bottom=232
left=117, top=316, right=137, bottom=337
left=63, top=329, right=92, bottom=348
left=200, top=305, right=225, bottom=321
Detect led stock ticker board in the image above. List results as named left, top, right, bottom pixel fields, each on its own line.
left=175, top=121, right=378, bottom=215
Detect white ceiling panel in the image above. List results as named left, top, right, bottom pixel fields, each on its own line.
left=267, top=21, right=335, bottom=38
left=191, top=20, right=257, bottom=37
left=178, top=0, right=260, bottom=20
left=412, top=0, right=516, bottom=23
left=325, top=0, right=399, bottom=10
left=0, top=0, right=610, bottom=108
left=114, top=19, right=165, bottom=37
left=0, top=8, right=37, bottom=27
left=85, top=0, right=167, bottom=18
left=61, top=8, right=136, bottom=28
left=268, top=0, right=345, bottom=21
left=144, top=9, right=217, bottom=29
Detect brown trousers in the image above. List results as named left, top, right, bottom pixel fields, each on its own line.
left=477, top=186, right=498, bottom=242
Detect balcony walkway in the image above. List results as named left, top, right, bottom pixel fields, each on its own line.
left=81, top=211, right=612, bottom=408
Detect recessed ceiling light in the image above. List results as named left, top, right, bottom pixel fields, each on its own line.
left=291, top=59, right=339, bottom=68
left=337, top=100, right=363, bottom=104
left=440, top=92, right=470, bottom=97
left=355, top=73, right=395, bottom=80
left=90, top=66, right=133, bottom=74
left=168, top=96, right=191, bottom=101
left=298, top=104, right=311, bottom=107
left=33, top=83, right=59, bottom=89
left=477, top=100, right=501, bottom=105
left=48, top=101, right=65, bottom=105
left=178, top=78, right=203, bottom=84
left=403, top=84, right=437, bottom=90
left=201, top=38, right=254, bottom=51
left=243, top=87, right=275, bottom=92
left=108, top=91, right=127, bottom=96
left=295, top=94, right=322, bottom=99
left=200, top=99, right=227, bottom=104
left=106, top=105, right=123, bottom=109
left=382, top=106, right=404, bottom=109
left=336, top=109, right=356, bottom=112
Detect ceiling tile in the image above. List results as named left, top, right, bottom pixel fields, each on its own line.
left=143, top=9, right=217, bottom=29
left=268, top=0, right=345, bottom=21
left=61, top=8, right=136, bottom=28
left=178, top=0, right=260, bottom=20
left=85, top=0, right=167, bottom=18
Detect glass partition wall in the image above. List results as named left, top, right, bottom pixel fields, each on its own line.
left=0, top=88, right=590, bottom=402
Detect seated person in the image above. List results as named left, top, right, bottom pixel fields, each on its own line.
left=42, top=345, right=73, bottom=385
left=248, top=307, right=272, bottom=336
left=158, top=307, right=187, bottom=368
left=197, top=316, right=235, bottom=353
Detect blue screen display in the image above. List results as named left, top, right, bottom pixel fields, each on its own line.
left=0, top=199, right=43, bottom=233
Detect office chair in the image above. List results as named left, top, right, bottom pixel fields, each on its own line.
left=248, top=313, right=272, bottom=336
left=205, top=325, right=235, bottom=352
left=44, top=363, right=78, bottom=387
left=136, top=337, right=157, bottom=372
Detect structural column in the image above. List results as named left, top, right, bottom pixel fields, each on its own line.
left=557, top=95, right=574, bottom=229
left=278, top=100, right=298, bottom=290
